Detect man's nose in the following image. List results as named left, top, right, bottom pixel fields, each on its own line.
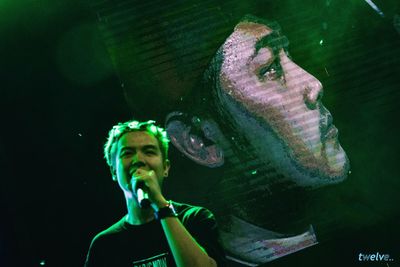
left=303, top=74, right=323, bottom=109
left=131, top=152, right=146, bottom=168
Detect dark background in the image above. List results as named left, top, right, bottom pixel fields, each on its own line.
left=1, top=0, right=400, bottom=266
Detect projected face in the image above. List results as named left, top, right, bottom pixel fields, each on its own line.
left=167, top=18, right=349, bottom=186
left=219, top=20, right=349, bottom=183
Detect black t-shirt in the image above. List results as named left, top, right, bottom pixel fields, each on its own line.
left=84, top=202, right=226, bottom=267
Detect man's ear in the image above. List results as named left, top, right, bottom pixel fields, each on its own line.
left=110, top=166, right=117, bottom=181
left=165, top=111, right=224, bottom=168
left=163, top=159, right=171, bottom=177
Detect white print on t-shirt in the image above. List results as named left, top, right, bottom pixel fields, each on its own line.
left=132, top=252, right=168, bottom=267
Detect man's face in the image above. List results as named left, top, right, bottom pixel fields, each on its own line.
left=113, top=131, right=169, bottom=194
left=214, top=21, right=349, bottom=183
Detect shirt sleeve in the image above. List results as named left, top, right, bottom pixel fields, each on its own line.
left=181, top=207, right=227, bottom=266
left=84, top=235, right=106, bottom=267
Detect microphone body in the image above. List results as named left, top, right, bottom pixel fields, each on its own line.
left=136, top=186, right=151, bottom=209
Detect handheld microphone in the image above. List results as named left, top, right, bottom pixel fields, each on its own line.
left=136, top=182, right=151, bottom=209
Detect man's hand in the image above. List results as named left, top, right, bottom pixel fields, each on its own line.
left=131, top=169, right=168, bottom=209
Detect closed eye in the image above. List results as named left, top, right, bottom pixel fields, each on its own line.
left=144, top=149, right=157, bottom=155
left=120, top=150, right=133, bottom=157
left=259, top=58, right=283, bottom=81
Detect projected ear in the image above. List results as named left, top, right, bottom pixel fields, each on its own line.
left=166, top=112, right=224, bottom=168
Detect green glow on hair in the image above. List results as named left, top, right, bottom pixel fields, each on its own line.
left=149, top=124, right=158, bottom=135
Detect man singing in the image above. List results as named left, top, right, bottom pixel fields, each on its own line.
left=84, top=120, right=225, bottom=267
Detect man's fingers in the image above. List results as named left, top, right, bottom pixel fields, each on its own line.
left=131, top=170, right=155, bottom=190
left=134, top=169, right=154, bottom=177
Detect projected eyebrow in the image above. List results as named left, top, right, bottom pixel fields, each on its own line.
left=255, top=32, right=289, bottom=57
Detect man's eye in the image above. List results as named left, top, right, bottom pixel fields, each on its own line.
left=145, top=150, right=156, bottom=155
left=120, top=151, right=133, bottom=157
